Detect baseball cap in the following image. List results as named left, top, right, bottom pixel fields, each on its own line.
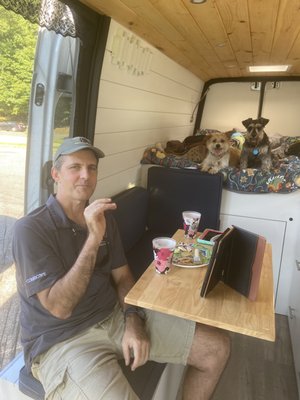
left=54, top=137, right=105, bottom=162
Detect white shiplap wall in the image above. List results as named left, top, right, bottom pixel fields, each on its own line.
left=92, top=20, right=203, bottom=199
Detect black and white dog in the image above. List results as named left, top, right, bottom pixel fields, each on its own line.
left=240, top=117, right=272, bottom=172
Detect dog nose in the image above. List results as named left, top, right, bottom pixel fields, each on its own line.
left=215, top=143, right=221, bottom=148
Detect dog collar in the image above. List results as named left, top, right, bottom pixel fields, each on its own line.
left=252, top=148, right=260, bottom=156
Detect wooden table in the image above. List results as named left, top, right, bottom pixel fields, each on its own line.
left=125, top=229, right=275, bottom=341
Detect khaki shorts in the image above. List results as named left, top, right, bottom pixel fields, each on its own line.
left=32, top=305, right=195, bottom=400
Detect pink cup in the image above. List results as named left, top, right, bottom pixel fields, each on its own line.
left=182, top=211, right=201, bottom=239
left=152, top=237, right=177, bottom=274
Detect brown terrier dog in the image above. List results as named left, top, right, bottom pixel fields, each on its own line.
left=201, top=132, right=240, bottom=174
left=240, top=117, right=272, bottom=172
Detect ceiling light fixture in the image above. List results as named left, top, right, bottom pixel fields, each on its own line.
left=190, top=0, right=207, bottom=4
left=249, top=65, right=289, bottom=72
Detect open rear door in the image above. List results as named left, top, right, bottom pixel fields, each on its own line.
left=25, top=2, right=109, bottom=214
left=25, top=28, right=79, bottom=213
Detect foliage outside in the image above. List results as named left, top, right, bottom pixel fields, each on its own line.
left=0, top=6, right=38, bottom=122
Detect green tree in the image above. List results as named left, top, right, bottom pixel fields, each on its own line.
left=0, top=7, right=38, bottom=122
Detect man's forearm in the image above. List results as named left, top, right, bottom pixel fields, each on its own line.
left=112, top=266, right=136, bottom=311
left=38, top=234, right=100, bottom=319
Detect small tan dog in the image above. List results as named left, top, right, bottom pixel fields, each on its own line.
left=201, top=132, right=241, bottom=174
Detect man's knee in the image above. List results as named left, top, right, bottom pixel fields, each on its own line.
left=187, top=324, right=231, bottom=371
left=211, top=329, right=231, bottom=367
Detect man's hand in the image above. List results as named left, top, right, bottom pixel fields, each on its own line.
left=84, top=198, right=116, bottom=243
left=122, top=314, right=150, bottom=371
left=111, top=266, right=149, bottom=370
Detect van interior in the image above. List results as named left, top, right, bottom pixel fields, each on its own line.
left=1, top=1, right=300, bottom=399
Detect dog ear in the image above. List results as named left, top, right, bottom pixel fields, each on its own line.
left=258, top=117, right=269, bottom=127
left=224, top=130, right=234, bottom=140
left=242, top=118, right=253, bottom=128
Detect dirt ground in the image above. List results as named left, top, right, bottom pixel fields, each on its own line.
left=0, top=132, right=26, bottom=218
left=0, top=131, right=26, bottom=369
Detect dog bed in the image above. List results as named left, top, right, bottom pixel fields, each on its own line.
left=140, top=132, right=300, bottom=194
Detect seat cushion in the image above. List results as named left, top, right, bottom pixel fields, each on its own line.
left=112, top=187, right=149, bottom=253
left=147, top=166, right=223, bottom=234
left=120, top=360, right=166, bottom=400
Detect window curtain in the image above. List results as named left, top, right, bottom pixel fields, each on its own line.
left=0, top=0, right=77, bottom=37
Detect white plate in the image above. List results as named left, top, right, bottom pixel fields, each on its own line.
left=172, top=242, right=212, bottom=268
left=173, top=261, right=208, bottom=269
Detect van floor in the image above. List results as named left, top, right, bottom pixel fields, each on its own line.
left=212, top=314, right=298, bottom=400
left=0, top=266, right=298, bottom=399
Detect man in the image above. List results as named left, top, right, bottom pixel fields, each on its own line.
left=13, top=137, right=230, bottom=400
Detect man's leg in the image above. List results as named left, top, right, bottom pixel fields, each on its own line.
left=32, top=317, right=140, bottom=400
left=182, top=323, right=230, bottom=400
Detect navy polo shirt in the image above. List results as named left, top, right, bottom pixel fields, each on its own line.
left=13, top=195, right=127, bottom=371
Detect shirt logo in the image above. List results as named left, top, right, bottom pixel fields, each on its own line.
left=25, top=272, right=47, bottom=284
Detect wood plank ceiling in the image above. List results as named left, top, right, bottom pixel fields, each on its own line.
left=80, top=0, right=300, bottom=82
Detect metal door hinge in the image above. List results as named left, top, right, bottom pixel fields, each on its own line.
left=34, top=83, right=45, bottom=106
left=296, top=260, right=300, bottom=271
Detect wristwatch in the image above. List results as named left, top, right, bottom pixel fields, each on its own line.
left=124, top=306, right=146, bottom=321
